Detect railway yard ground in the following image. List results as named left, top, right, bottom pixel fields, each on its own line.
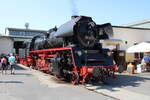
left=0, top=64, right=150, bottom=100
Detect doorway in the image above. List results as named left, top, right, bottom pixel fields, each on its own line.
left=14, top=41, right=23, bottom=54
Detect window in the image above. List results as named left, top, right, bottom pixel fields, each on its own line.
left=9, top=30, right=46, bottom=37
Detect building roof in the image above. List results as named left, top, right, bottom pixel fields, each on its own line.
left=0, top=34, right=13, bottom=40
left=124, top=19, right=150, bottom=27
left=0, top=34, right=10, bottom=37
left=7, top=28, right=48, bottom=33
left=112, top=25, right=150, bottom=30
left=8, top=35, right=33, bottom=38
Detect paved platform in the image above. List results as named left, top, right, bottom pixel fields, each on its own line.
left=1, top=64, right=150, bottom=100
left=0, top=64, right=115, bottom=100
left=85, top=72, right=150, bottom=100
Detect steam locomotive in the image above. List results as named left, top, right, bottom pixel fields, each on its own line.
left=19, top=16, right=117, bottom=84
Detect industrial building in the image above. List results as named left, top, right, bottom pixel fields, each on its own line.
left=113, top=20, right=150, bottom=62
left=111, top=26, right=150, bottom=69
left=4, top=28, right=47, bottom=54
left=99, top=19, right=150, bottom=69
left=0, top=28, right=47, bottom=54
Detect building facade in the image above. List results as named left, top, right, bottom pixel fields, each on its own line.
left=113, top=26, right=150, bottom=51
left=5, top=28, right=47, bottom=54
left=111, top=26, right=150, bottom=63
left=99, top=21, right=150, bottom=70
left=0, top=35, right=14, bottom=54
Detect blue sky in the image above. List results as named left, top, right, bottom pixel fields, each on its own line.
left=0, top=0, right=150, bottom=33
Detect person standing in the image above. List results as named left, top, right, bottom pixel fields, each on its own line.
left=141, top=54, right=150, bottom=71
left=1, top=56, right=7, bottom=74
left=0, top=57, right=2, bottom=72
left=9, top=53, right=16, bottom=74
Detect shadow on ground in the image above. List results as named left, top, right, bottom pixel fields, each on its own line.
left=6, top=64, right=26, bottom=70
left=15, top=64, right=26, bottom=70
left=4, top=64, right=32, bottom=76
left=13, top=73, right=32, bottom=76
left=89, top=73, right=150, bottom=92
left=0, top=81, right=24, bottom=84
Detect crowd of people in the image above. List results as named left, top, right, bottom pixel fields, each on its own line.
left=0, top=53, right=16, bottom=75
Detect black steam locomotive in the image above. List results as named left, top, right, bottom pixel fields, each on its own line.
left=20, top=16, right=116, bottom=84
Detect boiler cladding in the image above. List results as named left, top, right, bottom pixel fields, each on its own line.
left=29, top=16, right=113, bottom=51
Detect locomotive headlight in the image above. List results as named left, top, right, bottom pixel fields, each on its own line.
left=107, top=51, right=113, bottom=56
left=77, top=51, right=82, bottom=56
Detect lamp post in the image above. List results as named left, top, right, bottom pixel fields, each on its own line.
left=25, top=23, right=29, bottom=29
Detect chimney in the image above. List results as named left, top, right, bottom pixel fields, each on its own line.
left=71, top=15, right=79, bottom=19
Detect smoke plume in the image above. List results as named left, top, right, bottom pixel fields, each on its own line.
left=70, top=0, right=79, bottom=16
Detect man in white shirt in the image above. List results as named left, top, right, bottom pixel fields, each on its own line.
left=8, top=53, right=16, bottom=74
